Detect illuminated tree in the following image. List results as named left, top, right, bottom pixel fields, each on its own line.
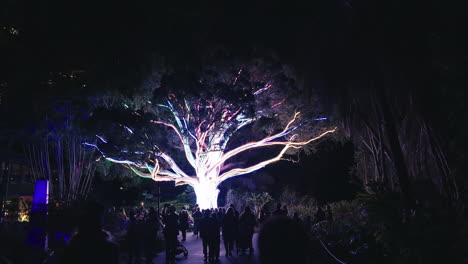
left=89, top=55, right=336, bottom=208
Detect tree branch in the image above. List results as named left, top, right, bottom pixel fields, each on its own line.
left=150, top=120, right=197, bottom=168
left=216, top=144, right=294, bottom=184
left=216, top=127, right=337, bottom=183
left=212, top=122, right=336, bottom=173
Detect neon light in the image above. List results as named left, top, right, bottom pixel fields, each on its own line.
left=253, top=84, right=272, bottom=95
left=96, top=135, right=107, bottom=143
left=271, top=98, right=286, bottom=108
left=124, top=126, right=134, bottom=134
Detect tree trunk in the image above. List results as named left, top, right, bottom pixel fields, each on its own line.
left=193, top=181, right=220, bottom=209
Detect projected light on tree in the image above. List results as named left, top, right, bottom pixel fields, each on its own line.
left=88, top=57, right=336, bottom=209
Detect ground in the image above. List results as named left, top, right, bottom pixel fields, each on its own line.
left=120, top=231, right=259, bottom=264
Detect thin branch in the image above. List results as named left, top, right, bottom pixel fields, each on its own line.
left=216, top=127, right=337, bottom=183
left=212, top=124, right=336, bottom=173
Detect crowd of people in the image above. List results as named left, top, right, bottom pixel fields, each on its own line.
left=59, top=202, right=334, bottom=264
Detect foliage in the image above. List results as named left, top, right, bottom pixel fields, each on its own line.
left=311, top=183, right=467, bottom=263
left=241, top=192, right=273, bottom=217
left=279, top=186, right=317, bottom=217
left=175, top=186, right=196, bottom=205
left=224, top=189, right=243, bottom=212
left=313, top=200, right=370, bottom=259
left=355, top=184, right=463, bottom=263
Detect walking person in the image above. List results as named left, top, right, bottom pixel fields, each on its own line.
left=198, top=210, right=214, bottom=262
left=229, top=204, right=239, bottom=252
left=210, top=212, right=221, bottom=262
left=238, top=206, right=256, bottom=254
left=163, top=206, right=179, bottom=264
left=127, top=210, right=144, bottom=264
left=222, top=207, right=237, bottom=257
left=259, top=205, right=270, bottom=224
left=179, top=208, right=189, bottom=241
left=144, top=207, right=160, bottom=264
left=192, top=207, right=203, bottom=238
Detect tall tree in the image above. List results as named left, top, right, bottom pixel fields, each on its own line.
left=88, top=54, right=335, bottom=208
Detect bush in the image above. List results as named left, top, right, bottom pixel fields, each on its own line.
left=242, top=192, right=273, bottom=217
left=279, top=186, right=317, bottom=217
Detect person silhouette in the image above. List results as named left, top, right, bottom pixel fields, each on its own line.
left=238, top=206, right=256, bottom=254
left=258, top=216, right=309, bottom=264
left=315, top=206, right=325, bottom=223
left=179, top=208, right=189, bottom=241
left=192, top=207, right=203, bottom=238
left=209, top=212, right=221, bottom=262
left=222, top=207, right=237, bottom=256
left=62, top=202, right=119, bottom=264
left=198, top=209, right=217, bottom=262
left=144, top=207, right=160, bottom=264
left=163, top=206, right=179, bottom=264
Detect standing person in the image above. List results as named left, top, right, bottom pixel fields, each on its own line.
left=117, top=207, right=128, bottom=231
left=238, top=206, right=256, bottom=254
left=104, top=206, right=118, bottom=232
left=62, top=202, right=119, bottom=264
left=229, top=204, right=239, bottom=251
left=210, top=212, right=221, bottom=262
left=192, top=204, right=199, bottom=214
left=161, top=204, right=170, bottom=222
left=259, top=205, right=270, bottom=224
left=222, top=207, right=237, bottom=256
left=315, top=206, right=325, bottom=223
left=179, top=208, right=189, bottom=242
left=137, top=202, right=149, bottom=221
left=163, top=206, right=179, bottom=264
left=127, top=210, right=143, bottom=264
left=192, top=207, right=203, bottom=238
left=216, top=208, right=224, bottom=226
left=144, top=207, right=160, bottom=264
left=281, top=205, right=289, bottom=216
left=198, top=210, right=214, bottom=262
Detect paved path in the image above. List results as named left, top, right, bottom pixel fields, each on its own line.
left=162, top=232, right=259, bottom=264
left=121, top=232, right=260, bottom=264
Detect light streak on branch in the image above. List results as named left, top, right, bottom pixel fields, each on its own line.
left=271, top=98, right=286, bottom=108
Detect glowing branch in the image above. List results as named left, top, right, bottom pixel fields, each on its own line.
left=217, top=144, right=292, bottom=183
left=211, top=112, right=309, bottom=170
left=216, top=127, right=337, bottom=183
left=150, top=120, right=196, bottom=168
left=154, top=152, right=192, bottom=179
